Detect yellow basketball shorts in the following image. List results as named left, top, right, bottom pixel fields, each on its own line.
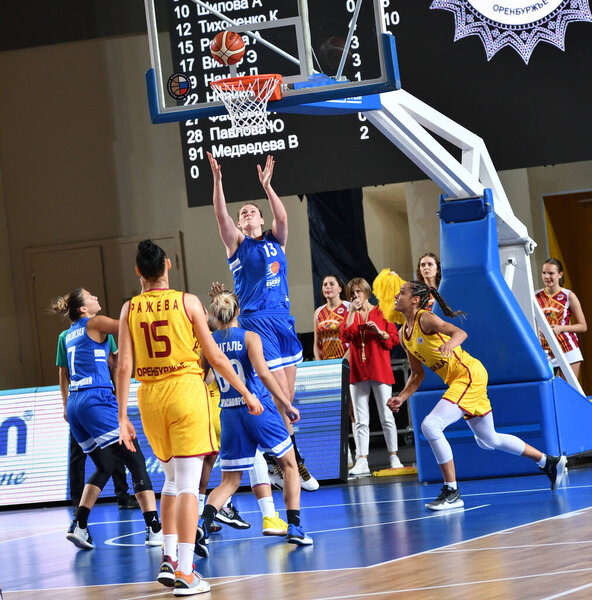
left=137, top=374, right=219, bottom=462
left=208, top=387, right=222, bottom=444
left=442, top=358, right=492, bottom=418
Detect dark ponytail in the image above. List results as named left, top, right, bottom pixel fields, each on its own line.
left=408, top=280, right=466, bottom=319
left=136, top=240, right=166, bottom=281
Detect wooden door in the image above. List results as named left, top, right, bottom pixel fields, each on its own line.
left=543, top=191, right=592, bottom=394
left=28, top=246, right=106, bottom=386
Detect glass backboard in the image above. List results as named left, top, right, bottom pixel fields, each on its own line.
left=144, top=0, right=400, bottom=123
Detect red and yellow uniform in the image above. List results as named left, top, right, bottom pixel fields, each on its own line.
left=402, top=309, right=491, bottom=417
left=535, top=288, right=580, bottom=357
left=316, top=302, right=349, bottom=359
left=207, top=379, right=222, bottom=442
left=128, top=288, right=218, bottom=461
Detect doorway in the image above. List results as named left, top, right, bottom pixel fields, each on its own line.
left=542, top=190, right=592, bottom=394
left=26, top=234, right=185, bottom=386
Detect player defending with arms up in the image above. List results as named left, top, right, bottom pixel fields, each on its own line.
left=208, top=152, right=318, bottom=492
left=388, top=281, right=567, bottom=510
left=117, top=240, right=262, bottom=596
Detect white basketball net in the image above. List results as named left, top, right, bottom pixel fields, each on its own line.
left=211, top=76, right=279, bottom=135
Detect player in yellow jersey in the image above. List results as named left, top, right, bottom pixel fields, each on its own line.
left=387, top=281, right=567, bottom=511
left=117, top=240, right=263, bottom=597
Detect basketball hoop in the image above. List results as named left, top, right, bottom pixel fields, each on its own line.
left=210, top=74, right=282, bottom=134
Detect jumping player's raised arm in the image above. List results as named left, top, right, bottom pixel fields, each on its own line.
left=258, top=155, right=288, bottom=248
left=207, top=151, right=244, bottom=257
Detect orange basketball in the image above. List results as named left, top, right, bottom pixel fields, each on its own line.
left=210, top=31, right=246, bottom=66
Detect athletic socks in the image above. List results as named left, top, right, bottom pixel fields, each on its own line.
left=178, top=542, right=194, bottom=575
left=144, top=510, right=162, bottom=533
left=537, top=454, right=547, bottom=469
left=163, top=534, right=178, bottom=561
left=199, top=493, right=206, bottom=515
left=286, top=510, right=301, bottom=527
left=258, top=496, right=276, bottom=519
left=444, top=481, right=457, bottom=490
left=76, top=506, right=90, bottom=529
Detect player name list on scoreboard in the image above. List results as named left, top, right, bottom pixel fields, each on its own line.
left=165, top=0, right=401, bottom=205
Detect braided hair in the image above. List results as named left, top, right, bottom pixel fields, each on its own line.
left=407, top=280, right=466, bottom=319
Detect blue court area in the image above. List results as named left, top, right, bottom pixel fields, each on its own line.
left=2, top=464, right=592, bottom=594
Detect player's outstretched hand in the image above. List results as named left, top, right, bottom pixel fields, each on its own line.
left=257, top=155, right=275, bottom=188
left=387, top=396, right=404, bottom=413
left=207, top=151, right=222, bottom=182
left=245, top=392, right=264, bottom=415
left=286, top=405, right=300, bottom=424
left=119, top=417, right=137, bottom=452
left=209, top=281, right=227, bottom=299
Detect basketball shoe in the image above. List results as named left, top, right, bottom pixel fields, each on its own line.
left=298, top=461, right=319, bottom=491
left=214, top=503, right=251, bottom=529
left=425, top=486, right=464, bottom=511
left=157, top=554, right=178, bottom=587
left=194, top=519, right=209, bottom=558
left=262, top=512, right=288, bottom=536
left=66, top=520, right=95, bottom=550
left=145, top=526, right=164, bottom=547
left=348, top=457, right=371, bottom=478
left=173, top=569, right=210, bottom=596
left=540, top=455, right=567, bottom=490
left=286, top=523, right=313, bottom=546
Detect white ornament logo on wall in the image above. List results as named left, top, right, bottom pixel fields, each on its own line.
left=431, top=0, right=592, bottom=63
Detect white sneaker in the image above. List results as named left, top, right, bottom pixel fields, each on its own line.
left=66, top=521, right=95, bottom=550
left=145, top=526, right=164, bottom=547
left=298, top=462, right=319, bottom=492
left=349, top=458, right=371, bottom=477
left=389, top=455, right=404, bottom=469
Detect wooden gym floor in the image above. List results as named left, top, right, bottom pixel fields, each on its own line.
left=2, top=464, right=592, bottom=600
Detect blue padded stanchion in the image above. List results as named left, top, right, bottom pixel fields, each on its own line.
left=411, top=189, right=591, bottom=482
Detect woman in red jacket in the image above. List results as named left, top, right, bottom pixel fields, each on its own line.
left=341, top=278, right=403, bottom=477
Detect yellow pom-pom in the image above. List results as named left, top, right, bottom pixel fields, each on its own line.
left=373, top=268, right=406, bottom=325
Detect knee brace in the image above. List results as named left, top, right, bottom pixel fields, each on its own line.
left=421, top=414, right=446, bottom=442
left=249, top=449, right=271, bottom=488
left=87, top=447, right=114, bottom=490
left=112, top=439, right=153, bottom=493
left=160, top=459, right=177, bottom=496
left=174, top=456, right=203, bottom=498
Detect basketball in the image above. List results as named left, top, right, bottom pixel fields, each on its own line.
left=210, top=31, right=245, bottom=66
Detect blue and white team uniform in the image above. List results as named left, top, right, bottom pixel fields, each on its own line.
left=212, top=327, right=293, bottom=471
left=228, top=230, right=302, bottom=371
left=65, top=317, right=119, bottom=453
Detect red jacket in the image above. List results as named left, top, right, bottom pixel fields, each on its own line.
left=341, top=306, right=399, bottom=384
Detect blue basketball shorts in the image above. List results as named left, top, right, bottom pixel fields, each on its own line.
left=218, top=398, right=293, bottom=471
left=238, top=312, right=303, bottom=372
left=67, top=387, right=120, bottom=453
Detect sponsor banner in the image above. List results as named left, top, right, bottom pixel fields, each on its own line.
left=0, top=361, right=344, bottom=507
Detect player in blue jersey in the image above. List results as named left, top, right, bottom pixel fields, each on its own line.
left=194, top=290, right=313, bottom=555
left=51, top=289, right=162, bottom=550
left=208, top=152, right=319, bottom=492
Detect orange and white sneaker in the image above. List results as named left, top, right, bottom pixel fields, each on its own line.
left=173, top=569, right=210, bottom=596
